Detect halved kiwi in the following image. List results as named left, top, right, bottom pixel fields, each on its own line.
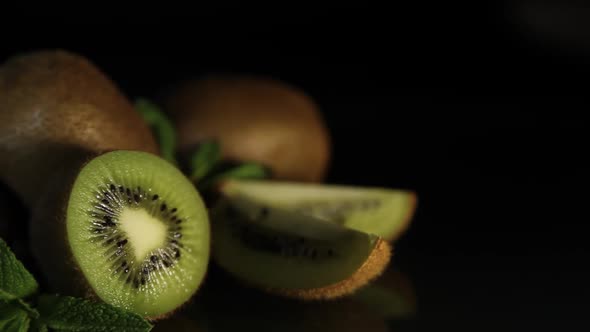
left=30, top=150, right=210, bottom=319
left=209, top=194, right=391, bottom=300
left=218, top=179, right=417, bottom=241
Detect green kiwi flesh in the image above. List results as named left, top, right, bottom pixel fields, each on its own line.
left=66, top=151, right=210, bottom=318
left=210, top=194, right=390, bottom=297
left=219, top=179, right=417, bottom=241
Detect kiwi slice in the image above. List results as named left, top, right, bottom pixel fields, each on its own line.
left=210, top=194, right=391, bottom=300
left=30, top=150, right=210, bottom=319
left=218, top=179, right=417, bottom=241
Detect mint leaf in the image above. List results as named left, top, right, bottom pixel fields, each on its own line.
left=198, top=162, right=270, bottom=191
left=0, top=301, right=31, bottom=332
left=135, top=98, right=177, bottom=165
left=189, top=140, right=221, bottom=182
left=37, top=294, right=152, bottom=331
left=0, top=238, right=38, bottom=300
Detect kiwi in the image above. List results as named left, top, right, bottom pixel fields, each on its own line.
left=0, top=50, right=209, bottom=318
left=162, top=75, right=331, bottom=182
left=29, top=150, right=210, bottom=319
left=218, top=179, right=417, bottom=241
left=0, top=49, right=158, bottom=206
left=209, top=194, right=391, bottom=300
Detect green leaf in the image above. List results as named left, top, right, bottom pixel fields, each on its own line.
left=198, top=162, right=270, bottom=191
left=16, top=299, right=39, bottom=319
left=0, top=301, right=31, bottom=332
left=189, top=140, right=221, bottom=182
left=37, top=294, right=153, bottom=332
left=0, top=238, right=38, bottom=301
left=135, top=98, right=177, bottom=165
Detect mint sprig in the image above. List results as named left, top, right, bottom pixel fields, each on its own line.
left=0, top=238, right=153, bottom=331
left=38, top=295, right=152, bottom=332
left=135, top=98, right=177, bottom=166
left=187, top=140, right=270, bottom=192
left=198, top=162, right=270, bottom=191
left=0, top=238, right=38, bottom=301
left=0, top=300, right=31, bottom=332
left=189, top=140, right=221, bottom=183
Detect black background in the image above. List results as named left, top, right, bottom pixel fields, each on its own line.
left=2, top=2, right=589, bottom=330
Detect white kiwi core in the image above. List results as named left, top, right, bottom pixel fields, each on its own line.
left=118, top=208, right=168, bottom=261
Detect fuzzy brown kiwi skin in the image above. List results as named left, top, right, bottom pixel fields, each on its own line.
left=263, top=238, right=393, bottom=301
left=161, top=75, right=331, bottom=183
left=0, top=50, right=159, bottom=206
left=28, top=149, right=106, bottom=300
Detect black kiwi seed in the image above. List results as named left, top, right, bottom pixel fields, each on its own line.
left=171, top=208, right=177, bottom=213
left=152, top=194, right=159, bottom=200
left=133, top=194, right=140, bottom=203
left=150, top=255, right=157, bottom=263
left=161, top=204, right=167, bottom=211
left=259, top=207, right=269, bottom=219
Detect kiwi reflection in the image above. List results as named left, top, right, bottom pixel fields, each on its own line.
left=181, top=264, right=390, bottom=332
left=353, top=267, right=417, bottom=320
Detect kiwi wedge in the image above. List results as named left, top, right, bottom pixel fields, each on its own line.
left=218, top=179, right=417, bottom=241
left=30, top=150, right=210, bottom=319
left=161, top=75, right=331, bottom=182
left=210, top=194, right=391, bottom=300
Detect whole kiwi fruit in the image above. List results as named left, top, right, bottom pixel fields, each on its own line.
left=0, top=51, right=212, bottom=319
left=162, top=75, right=331, bottom=183
left=0, top=49, right=159, bottom=206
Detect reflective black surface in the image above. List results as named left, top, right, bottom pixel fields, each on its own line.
left=2, top=3, right=590, bottom=330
